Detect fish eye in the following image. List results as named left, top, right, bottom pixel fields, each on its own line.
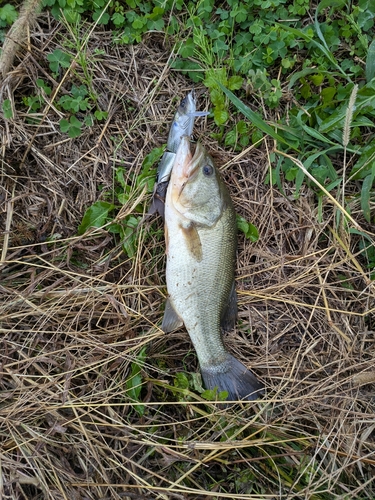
left=180, top=97, right=187, bottom=108
left=202, top=164, right=214, bottom=176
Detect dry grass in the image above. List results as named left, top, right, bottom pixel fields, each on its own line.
left=1, top=14, right=374, bottom=500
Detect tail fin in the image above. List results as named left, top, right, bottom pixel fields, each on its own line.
left=201, top=354, right=264, bottom=402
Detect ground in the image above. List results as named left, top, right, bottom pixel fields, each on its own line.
left=0, top=13, right=374, bottom=500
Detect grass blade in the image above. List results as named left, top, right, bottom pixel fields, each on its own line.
left=366, top=39, right=375, bottom=82
left=218, top=82, right=299, bottom=151
left=361, top=168, right=375, bottom=222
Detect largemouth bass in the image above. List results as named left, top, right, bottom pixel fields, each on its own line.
left=162, top=136, right=264, bottom=401
left=148, top=90, right=208, bottom=219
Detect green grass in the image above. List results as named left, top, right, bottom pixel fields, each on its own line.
left=45, top=0, right=374, bottom=269
left=1, top=0, right=375, bottom=498
left=13, top=0, right=373, bottom=234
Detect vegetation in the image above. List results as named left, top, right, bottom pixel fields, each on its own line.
left=0, top=0, right=374, bottom=498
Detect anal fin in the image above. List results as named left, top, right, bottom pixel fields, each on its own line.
left=161, top=298, right=184, bottom=333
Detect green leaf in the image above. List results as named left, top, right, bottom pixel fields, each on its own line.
left=224, top=129, right=237, bottom=147
left=0, top=4, right=18, bottom=24
left=317, top=0, right=346, bottom=9
left=204, top=67, right=227, bottom=89
left=319, top=105, right=347, bottom=133
left=47, top=49, right=71, bottom=73
left=321, top=86, right=336, bottom=103
left=210, top=88, right=225, bottom=107
left=201, top=388, right=228, bottom=401
left=236, top=120, right=248, bottom=135
left=59, top=116, right=83, bottom=138
left=36, top=78, right=52, bottom=96
left=132, top=15, right=146, bottom=29
left=94, top=110, right=108, bottom=121
left=227, top=75, right=243, bottom=90
left=178, top=37, right=194, bottom=58
left=142, top=145, right=165, bottom=171
left=112, top=12, right=125, bottom=26
left=2, top=99, right=13, bottom=119
left=294, top=165, right=305, bottom=197
left=121, top=216, right=140, bottom=257
left=92, top=10, right=110, bottom=24
left=71, top=85, right=88, bottom=98
left=169, top=58, right=203, bottom=82
left=125, top=347, right=147, bottom=416
left=63, top=8, right=80, bottom=24
left=237, top=215, right=259, bottom=242
left=366, top=39, right=375, bottom=82
left=288, top=68, right=330, bottom=89
left=84, top=114, right=94, bottom=127
left=115, top=167, right=127, bottom=190
left=213, top=107, right=228, bottom=125
left=315, top=0, right=347, bottom=57
left=300, top=123, right=337, bottom=145
left=174, top=372, right=190, bottom=390
left=277, top=23, right=351, bottom=82
left=361, top=168, right=375, bottom=222
left=350, top=144, right=375, bottom=179
left=309, top=74, right=324, bottom=86
left=78, top=201, right=115, bottom=234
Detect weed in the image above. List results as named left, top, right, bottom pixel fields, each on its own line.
left=59, top=115, right=83, bottom=137
left=172, top=371, right=228, bottom=402
left=78, top=146, right=163, bottom=257
left=2, top=8, right=375, bottom=498
left=58, top=84, right=90, bottom=112
left=78, top=200, right=115, bottom=234
left=0, top=4, right=17, bottom=35
left=236, top=215, right=259, bottom=242
left=125, top=347, right=147, bottom=416
left=2, top=98, right=13, bottom=119
left=47, top=48, right=72, bottom=74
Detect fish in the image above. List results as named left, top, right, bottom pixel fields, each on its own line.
left=162, top=136, right=264, bottom=402
left=148, top=90, right=208, bottom=219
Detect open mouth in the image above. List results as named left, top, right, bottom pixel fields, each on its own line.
left=181, top=139, right=204, bottom=180
left=170, top=136, right=206, bottom=204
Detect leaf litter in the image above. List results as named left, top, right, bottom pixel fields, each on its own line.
left=0, top=13, right=374, bottom=500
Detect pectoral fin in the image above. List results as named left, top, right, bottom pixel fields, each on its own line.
left=220, top=281, right=237, bottom=332
left=162, top=298, right=184, bottom=333
left=180, top=222, right=202, bottom=262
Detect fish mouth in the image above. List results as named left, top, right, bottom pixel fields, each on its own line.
left=174, top=136, right=205, bottom=182
left=179, top=90, right=196, bottom=116
left=179, top=90, right=209, bottom=119
left=186, top=90, right=209, bottom=118
left=182, top=140, right=205, bottom=179
left=171, top=136, right=193, bottom=191
left=170, top=136, right=206, bottom=205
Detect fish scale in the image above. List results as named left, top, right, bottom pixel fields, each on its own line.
left=167, top=219, right=235, bottom=368
left=162, top=136, right=264, bottom=401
